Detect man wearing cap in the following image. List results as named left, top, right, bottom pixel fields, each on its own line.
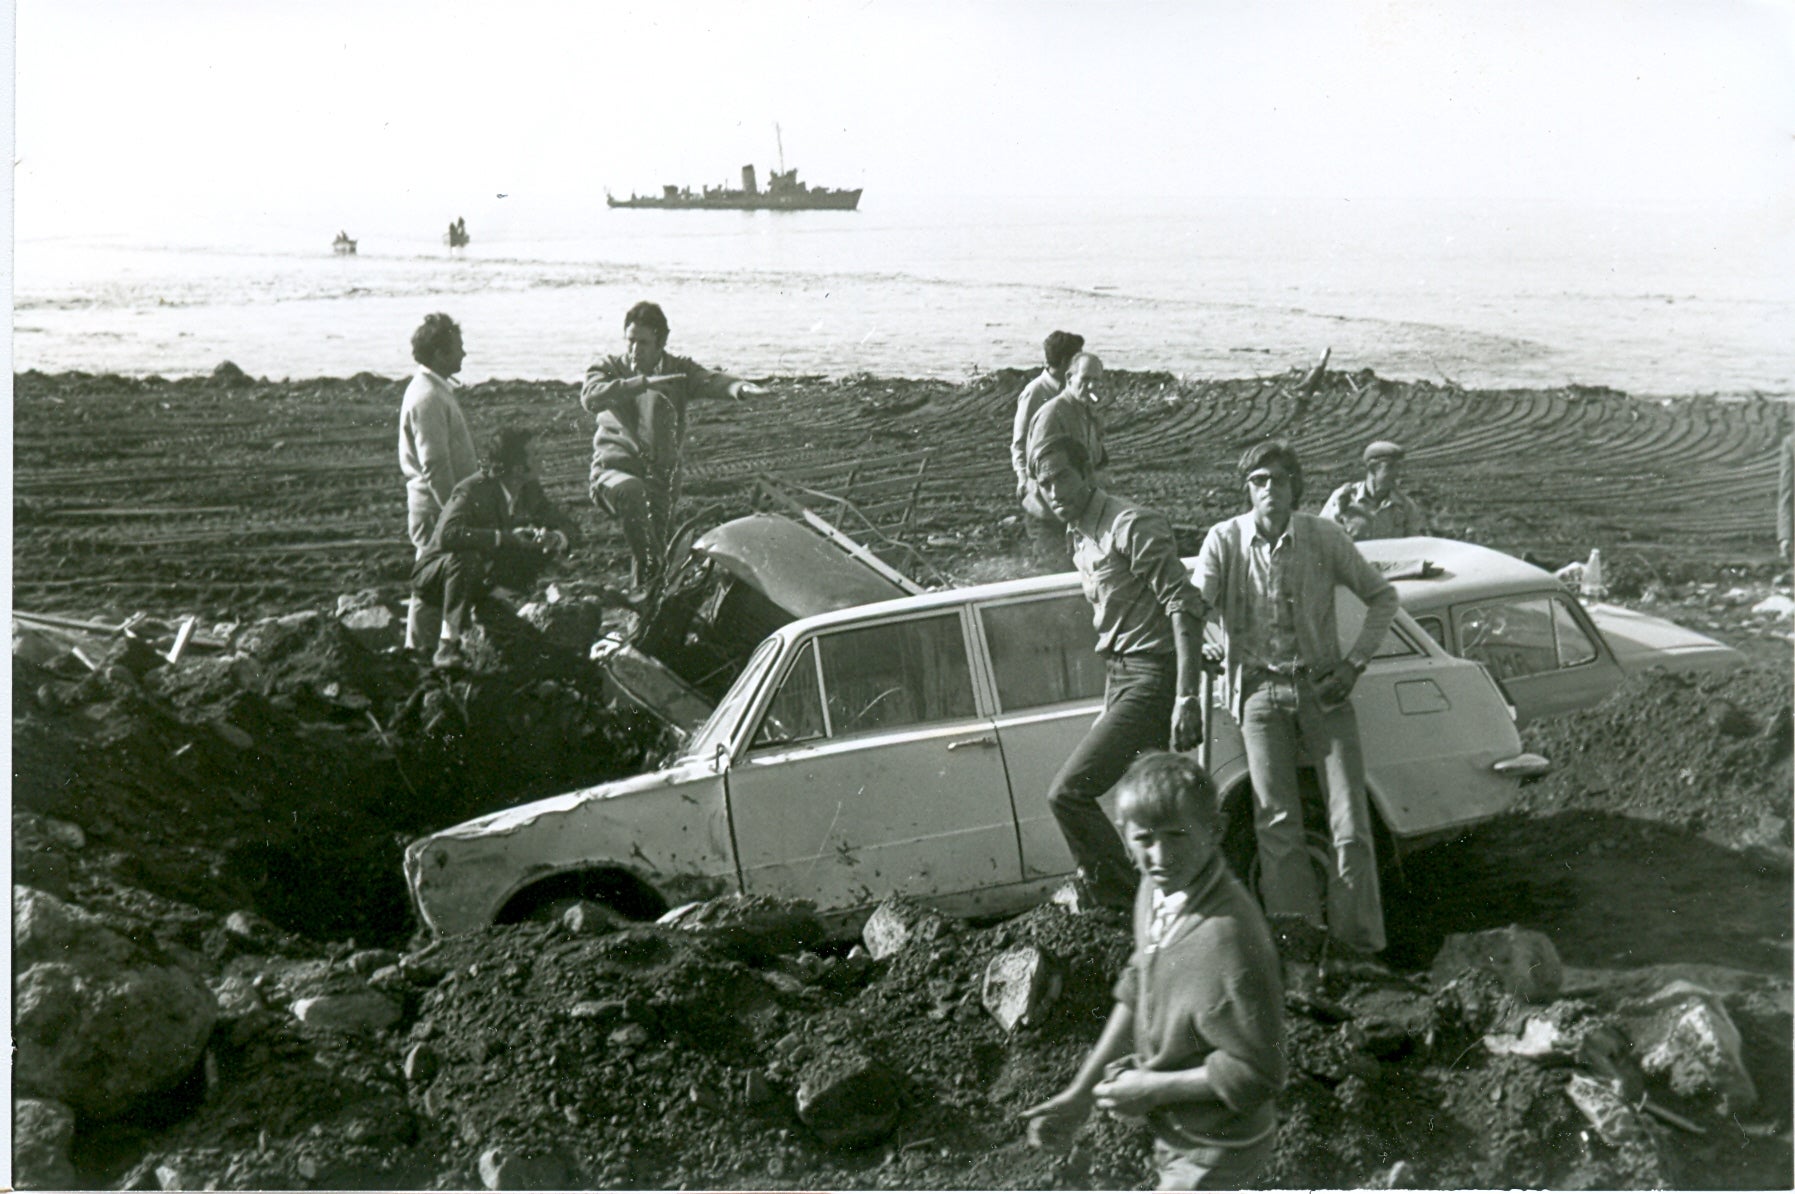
left=1011, top=331, right=1084, bottom=565
left=1190, top=439, right=1399, bottom=957
left=1320, top=441, right=1427, bottom=541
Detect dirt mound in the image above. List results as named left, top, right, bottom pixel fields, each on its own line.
left=1520, top=666, right=1793, bottom=855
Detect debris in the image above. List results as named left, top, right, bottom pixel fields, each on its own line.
left=478, top=1145, right=571, bottom=1191
left=980, top=945, right=1064, bottom=1031
left=1430, top=926, right=1563, bottom=1003
left=1565, top=1072, right=1648, bottom=1147
left=794, top=1049, right=903, bottom=1149
left=861, top=894, right=951, bottom=961
left=1620, top=981, right=1757, bottom=1113
left=290, top=990, right=401, bottom=1036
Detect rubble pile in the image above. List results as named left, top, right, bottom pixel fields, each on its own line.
left=9, top=593, right=1790, bottom=1189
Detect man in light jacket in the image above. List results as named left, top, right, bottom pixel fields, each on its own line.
left=398, top=313, right=478, bottom=652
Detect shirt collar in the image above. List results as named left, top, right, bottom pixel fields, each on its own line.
left=417, top=364, right=458, bottom=388
left=1250, top=518, right=1293, bottom=550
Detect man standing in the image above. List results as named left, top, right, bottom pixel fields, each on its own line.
left=580, top=301, right=767, bottom=588
left=398, top=313, right=478, bottom=652
left=1022, top=352, right=1110, bottom=571
left=1011, top=331, right=1083, bottom=562
left=411, top=427, right=581, bottom=668
left=1319, top=440, right=1427, bottom=541
left=1190, top=439, right=1399, bottom=956
left=1029, top=435, right=1203, bottom=910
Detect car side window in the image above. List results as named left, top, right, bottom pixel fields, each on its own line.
left=751, top=640, right=826, bottom=749
left=1413, top=615, right=1446, bottom=649
left=1552, top=596, right=1598, bottom=667
left=981, top=595, right=1105, bottom=711
left=1454, top=597, right=1561, bottom=679
left=818, top=614, right=978, bottom=737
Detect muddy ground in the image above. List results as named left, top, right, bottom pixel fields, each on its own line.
left=10, top=364, right=1794, bottom=1189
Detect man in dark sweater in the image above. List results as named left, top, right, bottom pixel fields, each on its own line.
left=411, top=426, right=581, bottom=668
left=1023, top=752, right=1285, bottom=1189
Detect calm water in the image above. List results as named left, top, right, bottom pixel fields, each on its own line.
left=14, top=195, right=1794, bottom=396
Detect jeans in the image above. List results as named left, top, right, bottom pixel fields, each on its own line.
left=1047, top=653, right=1175, bottom=909
left=1153, top=1132, right=1276, bottom=1190
left=1239, top=671, right=1385, bottom=954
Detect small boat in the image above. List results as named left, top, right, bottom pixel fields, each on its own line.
left=444, top=217, right=470, bottom=250
left=332, top=231, right=358, bottom=255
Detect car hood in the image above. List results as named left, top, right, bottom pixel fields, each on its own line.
left=693, top=513, right=909, bottom=618
left=1585, top=602, right=1746, bottom=673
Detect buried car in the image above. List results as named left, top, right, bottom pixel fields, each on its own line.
left=1358, top=537, right=1746, bottom=725
left=405, top=517, right=1548, bottom=936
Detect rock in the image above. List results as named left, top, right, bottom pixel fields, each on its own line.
left=211, top=360, right=252, bottom=386
left=334, top=589, right=384, bottom=616
left=1750, top=594, right=1795, bottom=618
left=1483, top=1016, right=1573, bottom=1060
left=14, top=889, right=218, bottom=1121
left=608, top=1023, right=650, bottom=1051
left=213, top=721, right=254, bottom=750
left=744, top=1070, right=779, bottom=1107
left=1565, top=1072, right=1649, bottom=1147
left=368, top=964, right=410, bottom=993
left=478, top=1146, right=571, bottom=1190
left=339, top=605, right=399, bottom=651
left=14, top=845, right=73, bottom=900
left=762, top=970, right=808, bottom=995
left=13, top=1097, right=78, bottom=1189
left=346, top=948, right=401, bottom=977
left=42, top=818, right=86, bottom=851
left=13, top=627, right=72, bottom=670
left=291, top=990, right=401, bottom=1036
left=222, top=909, right=285, bottom=953
left=1430, top=926, right=1563, bottom=1003
left=1620, top=981, right=1757, bottom=1113
left=981, top=945, right=1064, bottom=1031
left=404, top=1042, right=440, bottom=1084
left=661, top=894, right=826, bottom=963
left=795, top=1049, right=903, bottom=1149
left=561, top=900, right=624, bottom=936
left=211, top=975, right=266, bottom=1019
left=861, top=895, right=950, bottom=961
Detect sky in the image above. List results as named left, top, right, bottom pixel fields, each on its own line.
left=12, top=0, right=1795, bottom=238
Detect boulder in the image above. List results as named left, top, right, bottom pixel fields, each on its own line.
left=14, top=888, right=217, bottom=1120
left=1619, top=981, right=1757, bottom=1113
left=478, top=1145, right=571, bottom=1190
left=561, top=900, right=625, bottom=936
left=795, top=1049, right=903, bottom=1149
left=291, top=989, right=401, bottom=1036
left=339, top=605, right=400, bottom=651
left=661, top=894, right=826, bottom=962
left=346, top=948, right=402, bottom=977
left=1565, top=1072, right=1649, bottom=1148
left=1430, top=925, right=1563, bottom=1003
left=334, top=589, right=385, bottom=616
left=13, top=1097, right=78, bottom=1189
left=13, top=627, right=72, bottom=670
left=861, top=894, right=951, bottom=961
left=981, top=945, right=1064, bottom=1031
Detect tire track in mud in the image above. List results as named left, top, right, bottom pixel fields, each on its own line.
left=11, top=369, right=1789, bottom=618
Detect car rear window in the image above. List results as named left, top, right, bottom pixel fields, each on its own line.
left=980, top=595, right=1105, bottom=712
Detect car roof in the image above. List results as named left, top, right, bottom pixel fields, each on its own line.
left=1354, top=536, right=1574, bottom=607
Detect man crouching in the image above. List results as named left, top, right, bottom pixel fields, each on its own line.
left=1022, top=752, right=1285, bottom=1189
left=411, top=426, right=581, bottom=668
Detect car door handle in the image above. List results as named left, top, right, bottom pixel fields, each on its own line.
left=946, top=735, right=997, bottom=751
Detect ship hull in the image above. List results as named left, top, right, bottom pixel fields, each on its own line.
left=607, top=189, right=862, bottom=211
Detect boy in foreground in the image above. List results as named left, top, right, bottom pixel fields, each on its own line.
left=1021, top=752, right=1286, bottom=1190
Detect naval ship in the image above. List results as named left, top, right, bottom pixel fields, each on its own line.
left=607, top=128, right=862, bottom=211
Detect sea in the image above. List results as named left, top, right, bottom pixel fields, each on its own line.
left=13, top=194, right=1794, bottom=398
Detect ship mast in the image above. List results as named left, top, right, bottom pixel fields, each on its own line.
left=776, top=123, right=785, bottom=176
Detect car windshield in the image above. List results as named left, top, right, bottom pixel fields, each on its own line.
left=680, top=636, right=782, bottom=761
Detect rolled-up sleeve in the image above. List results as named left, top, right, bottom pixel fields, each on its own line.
left=1120, top=510, right=1206, bottom=619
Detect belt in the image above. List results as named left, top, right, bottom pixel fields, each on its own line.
left=1245, top=662, right=1311, bottom=681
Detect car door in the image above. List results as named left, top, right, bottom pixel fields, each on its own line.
left=1449, top=591, right=1623, bottom=724
left=1337, top=591, right=1531, bottom=837
left=974, top=591, right=1108, bottom=881
left=725, top=608, right=1023, bottom=911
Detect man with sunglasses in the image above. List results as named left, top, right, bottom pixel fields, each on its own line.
left=1189, top=440, right=1399, bottom=958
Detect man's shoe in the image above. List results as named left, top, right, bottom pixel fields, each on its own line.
left=432, top=641, right=467, bottom=669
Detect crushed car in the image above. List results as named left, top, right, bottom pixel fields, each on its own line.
left=405, top=514, right=1548, bottom=936
left=1359, top=537, right=1746, bottom=725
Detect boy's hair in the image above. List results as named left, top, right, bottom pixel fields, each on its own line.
left=1114, top=751, right=1220, bottom=836
left=480, top=426, right=534, bottom=477
left=1237, top=438, right=1306, bottom=505
left=1042, top=330, right=1085, bottom=373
